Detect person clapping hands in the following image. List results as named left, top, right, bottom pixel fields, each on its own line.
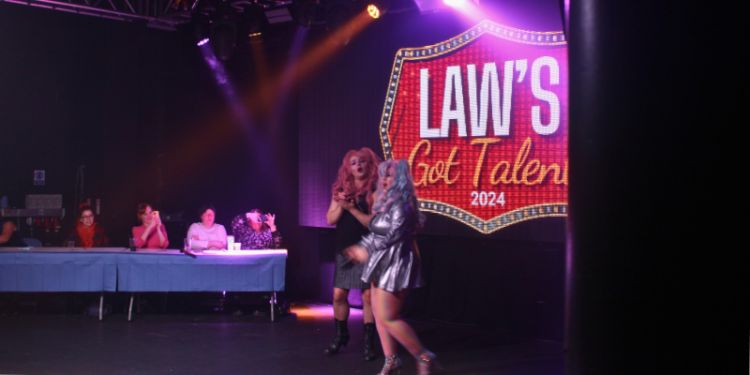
left=131, top=203, right=169, bottom=249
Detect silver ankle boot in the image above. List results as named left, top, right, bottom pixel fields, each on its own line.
left=377, top=354, right=402, bottom=375
left=416, top=350, right=439, bottom=375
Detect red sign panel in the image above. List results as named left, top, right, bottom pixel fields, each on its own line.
left=379, top=20, right=568, bottom=234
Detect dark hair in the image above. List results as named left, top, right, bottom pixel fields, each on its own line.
left=198, top=204, right=216, bottom=219
left=136, top=203, right=152, bottom=219
left=78, top=203, right=94, bottom=219
left=248, top=208, right=262, bottom=215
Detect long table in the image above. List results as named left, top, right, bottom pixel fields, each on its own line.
left=0, top=248, right=123, bottom=292
left=0, top=247, right=287, bottom=321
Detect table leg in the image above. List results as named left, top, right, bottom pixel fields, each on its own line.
left=128, top=293, right=135, bottom=322
left=269, top=291, right=277, bottom=322
left=99, top=293, right=104, bottom=321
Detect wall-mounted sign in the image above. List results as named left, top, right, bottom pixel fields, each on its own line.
left=33, top=170, right=46, bottom=186
left=379, top=20, right=568, bottom=233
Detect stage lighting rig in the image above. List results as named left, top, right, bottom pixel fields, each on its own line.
left=209, top=0, right=239, bottom=60
left=365, top=0, right=389, bottom=19
left=241, top=4, right=268, bottom=42
left=191, top=0, right=294, bottom=58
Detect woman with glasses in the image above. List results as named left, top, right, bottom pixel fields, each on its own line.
left=67, top=203, right=109, bottom=248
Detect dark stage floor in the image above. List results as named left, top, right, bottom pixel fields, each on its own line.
left=0, top=301, right=563, bottom=374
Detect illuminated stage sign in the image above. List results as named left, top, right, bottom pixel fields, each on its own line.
left=379, top=20, right=568, bottom=234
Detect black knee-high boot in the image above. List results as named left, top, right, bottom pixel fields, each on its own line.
left=324, top=319, right=350, bottom=355
left=363, top=322, right=378, bottom=361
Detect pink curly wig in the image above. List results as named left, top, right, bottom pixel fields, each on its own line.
left=331, top=147, right=382, bottom=208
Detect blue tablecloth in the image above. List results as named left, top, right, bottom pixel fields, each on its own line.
left=116, top=250, right=286, bottom=292
left=0, top=248, right=287, bottom=293
left=0, top=249, right=119, bottom=292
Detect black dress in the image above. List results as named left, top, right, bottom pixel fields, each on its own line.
left=333, top=195, right=370, bottom=289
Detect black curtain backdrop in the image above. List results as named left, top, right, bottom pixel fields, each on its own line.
left=1, top=1, right=568, bottom=342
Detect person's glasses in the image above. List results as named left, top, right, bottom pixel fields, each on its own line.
left=81, top=215, right=94, bottom=219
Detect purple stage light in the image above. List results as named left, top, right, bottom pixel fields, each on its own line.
left=441, top=0, right=484, bottom=21
left=197, top=40, right=250, bottom=125
left=413, top=0, right=443, bottom=13
left=443, top=0, right=465, bottom=7
left=271, top=26, right=308, bottom=130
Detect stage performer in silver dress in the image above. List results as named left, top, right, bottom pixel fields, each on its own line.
left=346, top=159, right=439, bottom=375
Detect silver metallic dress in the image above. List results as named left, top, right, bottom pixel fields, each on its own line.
left=359, top=201, right=424, bottom=293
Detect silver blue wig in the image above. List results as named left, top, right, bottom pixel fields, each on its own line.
left=373, top=160, right=425, bottom=226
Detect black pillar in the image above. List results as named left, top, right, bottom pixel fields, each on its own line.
left=566, top=1, right=744, bottom=374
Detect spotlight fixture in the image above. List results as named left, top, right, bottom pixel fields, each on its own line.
left=366, top=3, right=380, bottom=19
left=365, top=0, right=390, bottom=19
left=265, top=7, right=293, bottom=24
left=210, top=0, right=239, bottom=61
left=197, top=37, right=210, bottom=46
left=241, top=4, right=268, bottom=43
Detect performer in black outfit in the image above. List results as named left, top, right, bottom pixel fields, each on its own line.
left=324, top=147, right=381, bottom=361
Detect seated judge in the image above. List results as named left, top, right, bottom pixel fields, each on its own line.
left=0, top=219, right=25, bottom=247
left=230, top=208, right=281, bottom=249
left=131, top=203, right=169, bottom=249
left=186, top=205, right=227, bottom=250
left=67, top=204, right=109, bottom=248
